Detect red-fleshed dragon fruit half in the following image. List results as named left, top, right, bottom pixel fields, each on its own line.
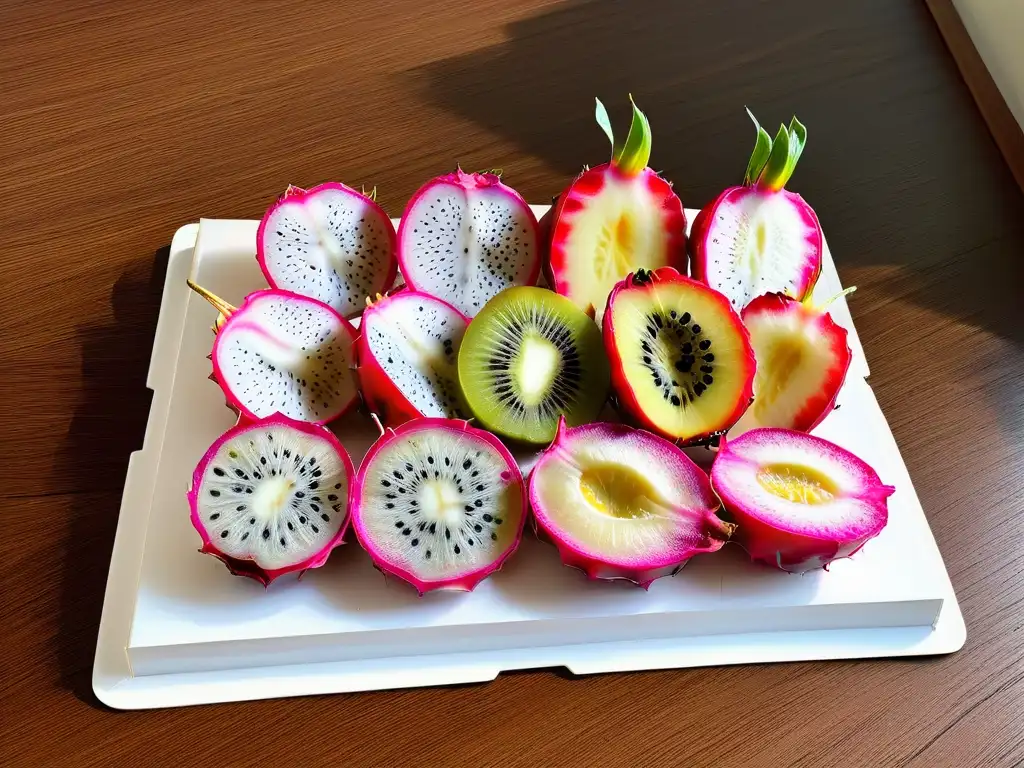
left=187, top=281, right=359, bottom=425
left=711, top=427, right=894, bottom=573
left=691, top=110, right=822, bottom=310
left=529, top=418, right=734, bottom=588
left=546, top=96, right=687, bottom=321
left=351, top=418, right=526, bottom=595
left=188, top=413, right=355, bottom=586
left=397, top=169, right=541, bottom=318
left=730, top=289, right=854, bottom=436
left=257, top=182, right=398, bottom=319
left=356, top=289, right=470, bottom=426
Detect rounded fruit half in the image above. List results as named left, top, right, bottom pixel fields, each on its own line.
left=351, top=418, right=526, bottom=595
left=603, top=268, right=755, bottom=443
left=187, top=413, right=354, bottom=586
left=529, top=418, right=735, bottom=587
left=711, top=427, right=894, bottom=572
left=458, top=286, right=610, bottom=444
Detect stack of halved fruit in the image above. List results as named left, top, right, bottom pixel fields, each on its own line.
left=186, top=99, right=894, bottom=593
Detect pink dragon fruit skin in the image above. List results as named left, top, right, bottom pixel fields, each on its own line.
left=351, top=418, right=527, bottom=596
left=192, top=285, right=360, bottom=426
left=187, top=413, right=355, bottom=587
left=355, top=289, right=471, bottom=427
left=257, top=182, right=398, bottom=319
left=690, top=111, right=823, bottom=311
left=711, top=427, right=894, bottom=573
left=396, top=169, right=541, bottom=318
left=528, top=417, right=736, bottom=589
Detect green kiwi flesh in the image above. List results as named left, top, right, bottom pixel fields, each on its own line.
left=458, top=286, right=610, bottom=444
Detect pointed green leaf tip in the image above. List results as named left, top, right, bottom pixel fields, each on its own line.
left=618, top=95, right=652, bottom=175
left=595, top=98, right=615, bottom=151
left=594, top=96, right=652, bottom=176
left=748, top=110, right=807, bottom=192
left=743, top=108, right=773, bottom=185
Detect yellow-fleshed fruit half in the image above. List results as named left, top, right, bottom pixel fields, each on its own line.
left=603, top=268, right=755, bottom=443
left=529, top=418, right=734, bottom=587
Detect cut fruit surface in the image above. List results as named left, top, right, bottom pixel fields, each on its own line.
left=690, top=111, right=821, bottom=310
left=547, top=98, right=686, bottom=322
left=188, top=414, right=354, bottom=586
left=458, top=286, right=610, bottom=444
left=711, top=427, right=894, bottom=572
left=731, top=291, right=852, bottom=435
left=548, top=165, right=686, bottom=319
left=397, top=170, right=540, bottom=317
left=690, top=186, right=821, bottom=310
left=351, top=418, right=526, bottom=595
left=189, top=283, right=360, bottom=425
left=357, top=290, right=470, bottom=426
left=604, top=268, right=755, bottom=443
left=204, top=288, right=359, bottom=424
left=529, top=419, right=734, bottom=587
left=257, top=182, right=398, bottom=319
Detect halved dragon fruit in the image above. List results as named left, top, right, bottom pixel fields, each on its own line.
left=397, top=169, right=541, bottom=317
left=351, top=418, right=526, bottom=595
left=257, top=182, right=398, bottom=319
left=546, top=97, right=687, bottom=321
left=188, top=281, right=359, bottom=425
left=711, top=427, right=894, bottom=572
left=188, top=413, right=355, bottom=586
left=730, top=289, right=854, bottom=436
left=603, top=268, right=755, bottom=444
left=691, top=111, right=822, bottom=310
left=356, top=289, right=470, bottom=426
left=529, top=418, right=734, bottom=588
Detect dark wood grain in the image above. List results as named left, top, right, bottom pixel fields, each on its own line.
left=2, top=1, right=1023, bottom=766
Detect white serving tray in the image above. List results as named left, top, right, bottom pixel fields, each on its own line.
left=93, top=207, right=964, bottom=709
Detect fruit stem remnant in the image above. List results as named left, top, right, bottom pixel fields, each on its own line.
left=804, top=285, right=857, bottom=312
left=595, top=95, right=652, bottom=176
left=186, top=279, right=236, bottom=318
left=743, top=109, right=807, bottom=192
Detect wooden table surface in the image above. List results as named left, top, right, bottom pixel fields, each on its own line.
left=3, top=1, right=1022, bottom=766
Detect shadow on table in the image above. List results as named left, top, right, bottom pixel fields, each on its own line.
left=55, top=246, right=169, bottom=707
left=406, top=0, right=1024, bottom=352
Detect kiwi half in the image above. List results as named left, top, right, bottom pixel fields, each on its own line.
left=458, top=286, right=610, bottom=444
